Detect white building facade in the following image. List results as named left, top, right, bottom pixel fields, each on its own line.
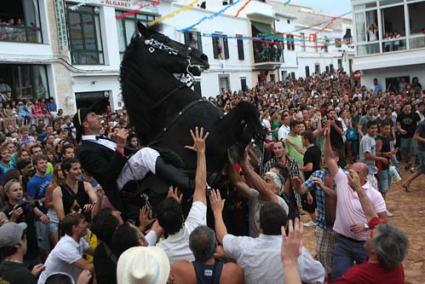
left=0, top=0, right=353, bottom=114
left=351, top=0, right=425, bottom=90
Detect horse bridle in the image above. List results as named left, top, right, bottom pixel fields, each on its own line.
left=144, top=38, right=199, bottom=83
left=145, top=37, right=202, bottom=109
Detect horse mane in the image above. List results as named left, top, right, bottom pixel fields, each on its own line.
left=120, top=37, right=156, bottom=141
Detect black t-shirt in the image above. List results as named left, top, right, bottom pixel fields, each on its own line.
left=93, top=243, right=117, bottom=284
left=303, top=145, right=322, bottom=180
left=397, top=112, right=420, bottom=138
left=0, top=261, right=36, bottom=284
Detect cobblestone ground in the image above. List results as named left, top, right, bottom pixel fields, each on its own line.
left=301, top=169, right=425, bottom=284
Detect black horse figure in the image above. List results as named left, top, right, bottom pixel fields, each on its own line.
left=120, top=23, right=262, bottom=208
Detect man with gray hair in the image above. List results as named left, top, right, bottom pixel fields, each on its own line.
left=229, top=148, right=289, bottom=237
left=170, top=226, right=244, bottom=284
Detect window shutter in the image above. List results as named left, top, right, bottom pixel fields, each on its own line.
left=223, top=35, right=229, bottom=59
left=196, top=32, right=203, bottom=52
left=184, top=32, right=190, bottom=45
left=237, top=36, right=244, bottom=60
left=212, top=35, right=219, bottom=59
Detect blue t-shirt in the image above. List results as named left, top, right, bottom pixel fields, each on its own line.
left=26, top=174, right=52, bottom=200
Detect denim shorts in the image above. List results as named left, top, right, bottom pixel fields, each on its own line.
left=378, top=169, right=392, bottom=193
left=47, top=221, right=59, bottom=234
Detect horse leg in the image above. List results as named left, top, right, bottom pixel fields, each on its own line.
left=206, top=101, right=262, bottom=171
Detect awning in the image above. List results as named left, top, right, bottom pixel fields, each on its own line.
left=252, top=21, right=273, bottom=35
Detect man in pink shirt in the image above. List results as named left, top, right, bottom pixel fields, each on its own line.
left=323, top=125, right=387, bottom=280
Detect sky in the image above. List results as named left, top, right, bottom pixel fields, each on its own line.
left=289, top=0, right=353, bottom=17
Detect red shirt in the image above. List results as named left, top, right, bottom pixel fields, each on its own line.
left=333, top=262, right=404, bottom=284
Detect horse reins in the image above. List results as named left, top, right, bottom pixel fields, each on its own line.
left=151, top=84, right=188, bottom=110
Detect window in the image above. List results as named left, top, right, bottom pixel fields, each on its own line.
left=236, top=34, right=244, bottom=60
left=323, top=36, right=329, bottom=52
left=270, top=74, right=275, bottom=82
left=212, top=33, right=229, bottom=59
left=409, top=2, right=425, bottom=35
left=219, top=75, right=230, bottom=92
left=116, top=11, right=156, bottom=59
left=287, top=34, right=295, bottom=50
left=355, top=10, right=378, bottom=43
left=251, top=22, right=281, bottom=63
left=381, top=5, right=405, bottom=37
left=385, top=76, right=410, bottom=92
left=330, top=64, right=334, bottom=73
left=349, top=59, right=353, bottom=74
left=67, top=5, right=103, bottom=65
left=305, top=66, right=310, bottom=77
left=325, top=66, right=330, bottom=73
left=315, top=64, right=320, bottom=74
left=291, top=72, right=295, bottom=80
left=184, top=30, right=202, bottom=52
left=0, top=64, right=49, bottom=100
left=241, top=77, right=247, bottom=91
left=0, top=0, right=43, bottom=43
left=338, top=59, right=342, bottom=70
left=300, top=32, right=306, bottom=51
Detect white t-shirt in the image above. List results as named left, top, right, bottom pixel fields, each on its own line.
left=223, top=234, right=325, bottom=284
left=248, top=190, right=289, bottom=237
left=157, top=201, right=206, bottom=263
left=38, top=235, right=89, bottom=284
left=278, top=124, right=290, bottom=141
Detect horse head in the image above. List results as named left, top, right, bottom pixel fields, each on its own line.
left=133, top=22, right=209, bottom=76
left=120, top=22, right=209, bottom=142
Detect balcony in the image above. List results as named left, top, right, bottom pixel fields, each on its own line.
left=245, top=0, right=274, bottom=21
left=253, top=41, right=284, bottom=69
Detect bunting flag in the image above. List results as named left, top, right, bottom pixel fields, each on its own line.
left=180, top=0, right=244, bottom=32
left=148, top=0, right=198, bottom=27
left=116, top=0, right=161, bottom=20
left=235, top=0, right=252, bottom=17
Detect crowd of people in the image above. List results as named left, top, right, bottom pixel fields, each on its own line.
left=0, top=70, right=423, bottom=283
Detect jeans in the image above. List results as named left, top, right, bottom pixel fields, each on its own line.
left=331, top=234, right=368, bottom=280
left=378, top=169, right=392, bottom=193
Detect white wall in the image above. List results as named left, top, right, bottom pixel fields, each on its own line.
left=361, top=64, right=425, bottom=90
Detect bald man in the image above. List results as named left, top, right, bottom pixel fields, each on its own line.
left=323, top=126, right=387, bottom=280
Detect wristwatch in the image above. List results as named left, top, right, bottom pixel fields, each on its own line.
left=363, top=223, right=370, bottom=231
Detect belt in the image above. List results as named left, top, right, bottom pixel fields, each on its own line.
left=337, top=234, right=366, bottom=243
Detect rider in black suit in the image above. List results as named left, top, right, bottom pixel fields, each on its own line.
left=73, top=103, right=193, bottom=220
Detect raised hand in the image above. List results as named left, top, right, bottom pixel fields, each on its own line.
left=347, top=169, right=362, bottom=192
left=209, top=189, right=225, bottom=214
left=166, top=186, right=183, bottom=204
left=184, top=127, right=209, bottom=153
left=281, top=218, right=303, bottom=264
left=115, top=128, right=129, bottom=148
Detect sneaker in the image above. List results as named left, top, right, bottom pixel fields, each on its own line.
left=303, top=221, right=316, bottom=227
left=386, top=210, right=394, bottom=217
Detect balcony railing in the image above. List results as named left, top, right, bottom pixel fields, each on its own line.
left=409, top=34, right=425, bottom=49
left=356, top=42, right=380, bottom=56
left=382, top=37, right=406, bottom=53
left=253, top=42, right=284, bottom=63
left=0, top=23, right=42, bottom=43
